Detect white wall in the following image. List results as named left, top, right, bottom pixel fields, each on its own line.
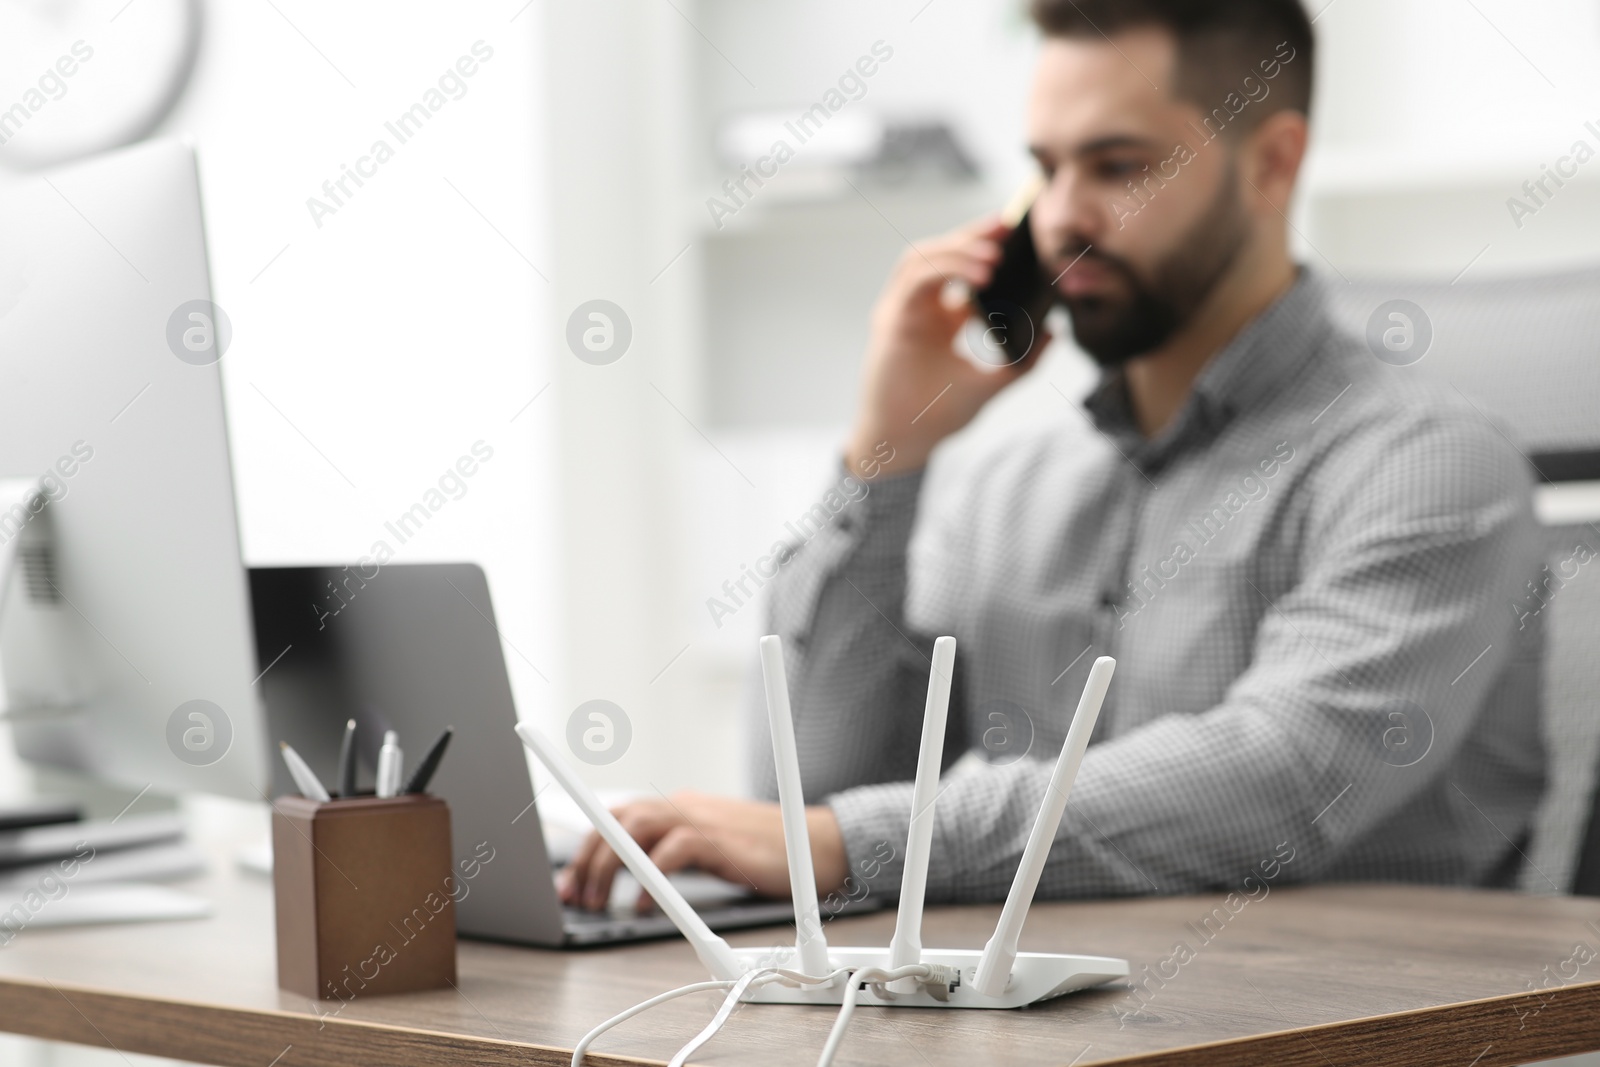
left=5, top=3, right=1600, bottom=1062
left=5, top=0, right=1600, bottom=838
left=584, top=0, right=1065, bottom=797
left=4, top=0, right=1597, bottom=815
left=0, top=3, right=557, bottom=803
left=167, top=2, right=558, bottom=752
left=1300, top=0, right=1600, bottom=276
left=1, top=7, right=559, bottom=1063
left=676, top=0, right=1600, bottom=804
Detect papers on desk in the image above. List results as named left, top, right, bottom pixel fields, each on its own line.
left=0, top=811, right=210, bottom=936
left=234, top=837, right=273, bottom=877
left=0, top=841, right=206, bottom=890
left=0, top=812, right=185, bottom=867
left=0, top=884, right=211, bottom=928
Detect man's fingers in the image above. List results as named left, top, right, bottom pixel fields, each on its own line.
left=648, top=826, right=717, bottom=877
left=559, top=829, right=604, bottom=903
left=907, top=244, right=1001, bottom=283
left=573, top=801, right=687, bottom=910
left=949, top=213, right=1011, bottom=242
left=581, top=839, right=626, bottom=912
left=931, top=236, right=1003, bottom=263
left=898, top=251, right=1000, bottom=309
left=561, top=803, right=646, bottom=905
left=635, top=826, right=714, bottom=912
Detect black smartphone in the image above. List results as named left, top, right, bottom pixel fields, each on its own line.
left=972, top=189, right=1055, bottom=366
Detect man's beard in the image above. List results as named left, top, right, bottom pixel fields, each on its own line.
left=1054, top=166, right=1251, bottom=368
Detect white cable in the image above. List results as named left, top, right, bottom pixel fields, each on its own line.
left=577, top=966, right=855, bottom=1067
left=668, top=968, right=768, bottom=1067
left=817, top=965, right=933, bottom=1067
left=771, top=966, right=852, bottom=987
left=576, top=963, right=939, bottom=1067
left=571, top=979, right=736, bottom=1067
left=667, top=964, right=865, bottom=1066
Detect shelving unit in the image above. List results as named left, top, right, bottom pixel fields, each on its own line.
left=544, top=0, right=1600, bottom=799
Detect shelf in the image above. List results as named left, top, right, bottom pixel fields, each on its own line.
left=693, top=174, right=993, bottom=238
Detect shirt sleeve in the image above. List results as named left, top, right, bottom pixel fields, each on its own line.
left=827, top=406, right=1541, bottom=901
left=747, top=466, right=958, bottom=805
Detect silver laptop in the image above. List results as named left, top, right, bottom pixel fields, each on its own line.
left=250, top=562, right=877, bottom=947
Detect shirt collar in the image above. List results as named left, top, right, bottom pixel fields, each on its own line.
left=1083, top=267, right=1328, bottom=462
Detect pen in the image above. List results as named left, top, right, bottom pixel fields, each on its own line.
left=280, top=742, right=331, bottom=802
left=336, top=718, right=358, bottom=797
left=376, top=730, right=402, bottom=798
left=403, top=727, right=453, bottom=794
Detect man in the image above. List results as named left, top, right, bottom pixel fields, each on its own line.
left=561, top=0, right=1544, bottom=910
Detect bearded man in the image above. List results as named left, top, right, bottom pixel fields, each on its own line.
left=561, top=0, right=1544, bottom=910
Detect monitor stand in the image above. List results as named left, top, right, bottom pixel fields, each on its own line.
left=0, top=479, right=39, bottom=620
left=0, top=477, right=84, bottom=722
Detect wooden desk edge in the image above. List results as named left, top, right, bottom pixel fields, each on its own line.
left=0, top=975, right=604, bottom=1067
left=1086, top=978, right=1600, bottom=1067
left=1, top=971, right=1598, bottom=1067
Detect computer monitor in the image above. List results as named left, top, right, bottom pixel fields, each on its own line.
left=0, top=138, right=268, bottom=800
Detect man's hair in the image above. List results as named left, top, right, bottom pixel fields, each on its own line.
left=1029, top=0, right=1314, bottom=131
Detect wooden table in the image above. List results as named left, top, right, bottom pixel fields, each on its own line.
left=2, top=855, right=1599, bottom=1067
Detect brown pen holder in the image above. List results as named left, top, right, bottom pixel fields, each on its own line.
left=271, top=793, right=458, bottom=1000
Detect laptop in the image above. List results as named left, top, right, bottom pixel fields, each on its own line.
left=249, top=562, right=878, bottom=947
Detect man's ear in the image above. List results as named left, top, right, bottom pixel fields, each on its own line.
left=1241, top=110, right=1308, bottom=216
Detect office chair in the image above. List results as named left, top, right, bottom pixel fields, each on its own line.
left=1325, top=266, right=1600, bottom=895
left=1575, top=741, right=1600, bottom=896
left=1552, top=488, right=1600, bottom=899
left=1533, top=513, right=1600, bottom=896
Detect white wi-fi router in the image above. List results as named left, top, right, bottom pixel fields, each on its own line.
left=514, top=634, right=1128, bottom=1015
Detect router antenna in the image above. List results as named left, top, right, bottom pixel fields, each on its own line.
left=514, top=721, right=744, bottom=982
left=972, top=656, right=1115, bottom=998
left=886, top=635, right=957, bottom=993
left=759, top=635, right=831, bottom=976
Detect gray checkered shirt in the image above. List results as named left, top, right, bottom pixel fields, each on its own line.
left=749, top=269, right=1546, bottom=903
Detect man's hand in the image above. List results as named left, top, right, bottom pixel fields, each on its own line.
left=557, top=791, right=849, bottom=912
left=844, top=215, right=1050, bottom=474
